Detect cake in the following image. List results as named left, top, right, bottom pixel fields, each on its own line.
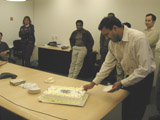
left=39, top=85, right=88, bottom=106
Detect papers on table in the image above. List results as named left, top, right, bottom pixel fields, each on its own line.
left=103, top=85, right=113, bottom=92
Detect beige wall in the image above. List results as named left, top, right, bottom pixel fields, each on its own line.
left=33, top=0, right=160, bottom=51
left=1, top=0, right=160, bottom=58
left=0, top=0, right=160, bottom=85
left=0, top=0, right=33, bottom=46
left=33, top=0, right=160, bottom=86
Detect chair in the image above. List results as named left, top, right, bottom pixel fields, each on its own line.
left=13, top=40, right=23, bottom=58
left=13, top=40, right=24, bottom=65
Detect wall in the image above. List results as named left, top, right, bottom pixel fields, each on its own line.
left=1, top=0, right=160, bottom=60
left=0, top=0, right=33, bottom=46
left=33, top=0, right=160, bottom=86
left=33, top=0, right=160, bottom=51
left=0, top=0, right=160, bottom=85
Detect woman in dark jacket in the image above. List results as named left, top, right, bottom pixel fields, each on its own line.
left=19, top=16, right=35, bottom=67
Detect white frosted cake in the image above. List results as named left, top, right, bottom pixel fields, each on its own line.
left=39, top=85, right=88, bottom=106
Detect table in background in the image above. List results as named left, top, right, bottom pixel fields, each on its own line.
left=0, top=63, right=128, bottom=120
left=38, top=46, right=97, bottom=78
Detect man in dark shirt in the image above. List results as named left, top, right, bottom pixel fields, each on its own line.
left=0, top=32, right=9, bottom=61
left=68, top=20, right=94, bottom=78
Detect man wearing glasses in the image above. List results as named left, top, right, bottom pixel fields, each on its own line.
left=84, top=17, right=156, bottom=120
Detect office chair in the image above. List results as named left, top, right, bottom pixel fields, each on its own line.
left=8, top=50, right=16, bottom=63
left=13, top=40, right=23, bottom=58
left=13, top=39, right=24, bottom=65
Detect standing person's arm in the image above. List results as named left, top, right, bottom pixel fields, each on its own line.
left=19, top=26, right=31, bottom=39
left=148, top=31, right=159, bottom=48
left=29, top=24, right=35, bottom=40
left=69, top=31, right=75, bottom=49
left=30, top=24, right=35, bottom=35
left=19, top=26, right=25, bottom=38
left=27, top=24, right=35, bottom=44
left=86, top=31, right=94, bottom=53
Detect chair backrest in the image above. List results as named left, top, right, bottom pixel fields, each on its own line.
left=13, top=40, right=22, bottom=50
left=13, top=39, right=23, bottom=59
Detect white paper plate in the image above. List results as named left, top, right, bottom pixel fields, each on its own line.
left=103, top=85, right=113, bottom=92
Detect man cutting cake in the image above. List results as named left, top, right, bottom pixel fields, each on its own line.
left=83, top=16, right=156, bottom=120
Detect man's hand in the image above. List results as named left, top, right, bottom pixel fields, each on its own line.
left=108, top=81, right=122, bottom=93
left=0, top=51, right=6, bottom=56
left=0, top=50, right=9, bottom=56
left=83, top=82, right=95, bottom=91
left=0, top=50, right=9, bottom=61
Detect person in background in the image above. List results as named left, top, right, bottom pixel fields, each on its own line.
left=83, top=17, right=156, bottom=120
left=0, top=32, right=10, bottom=61
left=149, top=67, right=160, bottom=119
left=149, top=39, right=160, bottom=120
left=19, top=16, right=35, bottom=67
left=108, top=12, right=115, bottom=17
left=123, top=22, right=131, bottom=28
left=68, top=20, right=94, bottom=78
left=143, top=13, right=159, bottom=57
left=100, top=12, right=117, bottom=85
left=100, top=12, right=115, bottom=67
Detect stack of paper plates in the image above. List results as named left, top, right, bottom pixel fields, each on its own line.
left=28, top=87, right=41, bottom=94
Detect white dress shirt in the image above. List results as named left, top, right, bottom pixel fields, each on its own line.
left=93, top=26, right=156, bottom=87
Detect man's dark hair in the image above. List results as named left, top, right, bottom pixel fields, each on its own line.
left=108, top=12, right=115, bottom=17
left=76, top=20, right=83, bottom=25
left=146, top=13, right=156, bottom=21
left=0, top=32, right=3, bottom=36
left=123, top=22, right=131, bottom=28
left=98, top=17, right=122, bottom=30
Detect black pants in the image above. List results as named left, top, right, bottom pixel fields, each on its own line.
left=122, top=72, right=154, bottom=120
left=22, top=43, right=34, bottom=67
left=156, top=68, right=160, bottom=111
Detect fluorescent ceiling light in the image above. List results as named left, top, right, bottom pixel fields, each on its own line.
left=6, top=0, right=27, bottom=1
